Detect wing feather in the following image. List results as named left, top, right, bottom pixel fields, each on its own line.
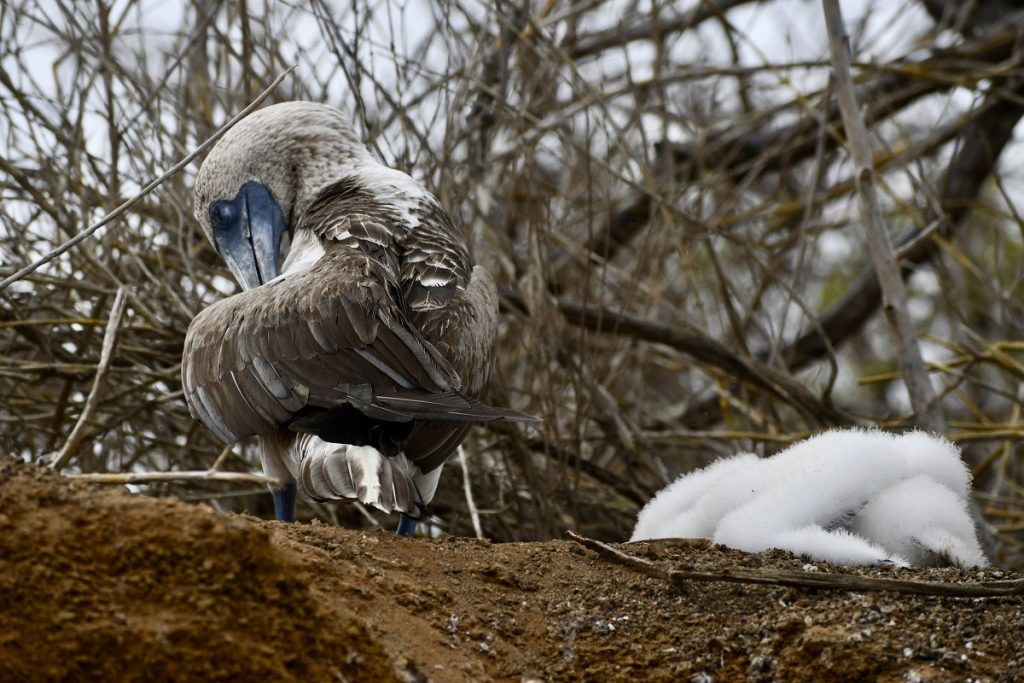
left=182, top=246, right=462, bottom=443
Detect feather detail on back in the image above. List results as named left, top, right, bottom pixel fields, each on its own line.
left=182, top=247, right=462, bottom=443
left=299, top=176, right=471, bottom=314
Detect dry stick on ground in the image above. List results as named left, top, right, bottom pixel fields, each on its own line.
left=64, top=470, right=280, bottom=487
left=0, top=66, right=295, bottom=292
left=52, top=287, right=129, bottom=471
left=823, top=0, right=943, bottom=432
left=567, top=532, right=1024, bottom=599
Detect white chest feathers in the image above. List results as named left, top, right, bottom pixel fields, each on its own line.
left=279, top=229, right=326, bottom=277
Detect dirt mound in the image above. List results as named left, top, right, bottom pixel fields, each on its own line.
left=0, top=461, right=395, bottom=682
left=2, top=460, right=1022, bottom=682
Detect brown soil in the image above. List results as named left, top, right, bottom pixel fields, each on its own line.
left=2, top=460, right=1021, bottom=682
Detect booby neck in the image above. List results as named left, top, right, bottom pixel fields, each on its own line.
left=274, top=159, right=438, bottom=276
left=279, top=228, right=325, bottom=278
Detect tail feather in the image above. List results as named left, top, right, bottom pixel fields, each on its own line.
left=374, top=390, right=537, bottom=423
left=297, top=438, right=419, bottom=514
left=290, top=387, right=537, bottom=452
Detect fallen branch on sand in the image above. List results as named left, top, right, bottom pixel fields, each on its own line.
left=567, top=531, right=1024, bottom=599
left=64, top=470, right=279, bottom=487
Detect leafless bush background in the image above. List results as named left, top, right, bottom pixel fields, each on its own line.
left=2, top=0, right=1024, bottom=566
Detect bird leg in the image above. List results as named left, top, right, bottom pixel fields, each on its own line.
left=396, top=513, right=418, bottom=536
left=272, top=482, right=297, bottom=522
left=393, top=453, right=430, bottom=537
left=396, top=502, right=428, bottom=537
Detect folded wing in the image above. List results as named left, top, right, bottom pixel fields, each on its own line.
left=183, top=245, right=485, bottom=444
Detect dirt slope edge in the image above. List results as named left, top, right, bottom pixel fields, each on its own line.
left=0, top=460, right=396, bottom=682
left=2, top=459, right=1022, bottom=682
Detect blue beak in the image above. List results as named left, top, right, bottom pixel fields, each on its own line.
left=209, top=180, right=286, bottom=290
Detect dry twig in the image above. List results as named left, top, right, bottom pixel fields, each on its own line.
left=458, top=445, right=484, bottom=540
left=822, top=0, right=942, bottom=431
left=568, top=531, right=1023, bottom=598
left=64, top=470, right=280, bottom=487
left=52, top=287, right=129, bottom=471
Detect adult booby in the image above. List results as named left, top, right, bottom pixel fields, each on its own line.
left=182, top=101, right=531, bottom=534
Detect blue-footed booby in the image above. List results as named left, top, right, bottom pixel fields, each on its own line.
left=182, top=101, right=532, bottom=534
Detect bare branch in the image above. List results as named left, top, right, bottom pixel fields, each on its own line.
left=64, top=469, right=279, bottom=487
left=52, top=287, right=129, bottom=471
left=503, top=289, right=856, bottom=427
left=823, top=0, right=942, bottom=430
left=568, top=531, right=1024, bottom=598
left=458, top=445, right=484, bottom=540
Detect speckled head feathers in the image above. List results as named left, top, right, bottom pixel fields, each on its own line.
left=192, top=101, right=375, bottom=244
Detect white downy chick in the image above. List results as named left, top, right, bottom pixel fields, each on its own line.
left=630, top=429, right=987, bottom=567
left=850, top=474, right=987, bottom=568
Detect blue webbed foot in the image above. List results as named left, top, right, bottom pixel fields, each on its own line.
left=272, top=483, right=297, bottom=522
left=396, top=512, right=418, bottom=537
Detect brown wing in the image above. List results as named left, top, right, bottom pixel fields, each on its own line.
left=403, top=422, right=473, bottom=477
left=399, top=265, right=508, bottom=473
left=399, top=202, right=471, bottom=314
left=181, top=247, right=463, bottom=444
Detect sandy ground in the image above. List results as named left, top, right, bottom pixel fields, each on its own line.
left=2, top=459, right=1021, bottom=682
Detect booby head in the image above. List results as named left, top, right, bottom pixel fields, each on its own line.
left=193, top=102, right=375, bottom=289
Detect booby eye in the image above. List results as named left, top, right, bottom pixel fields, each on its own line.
left=210, top=201, right=237, bottom=228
